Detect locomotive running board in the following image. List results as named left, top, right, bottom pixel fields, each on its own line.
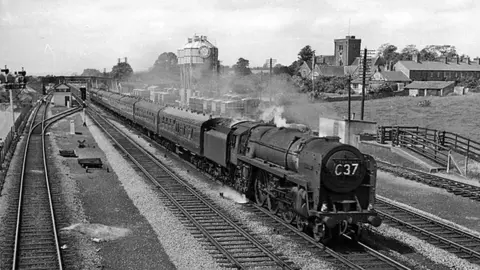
left=237, top=156, right=309, bottom=188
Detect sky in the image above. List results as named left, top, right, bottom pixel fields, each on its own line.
left=0, top=0, right=478, bottom=75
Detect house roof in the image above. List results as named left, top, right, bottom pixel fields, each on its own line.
left=381, top=71, right=411, bottom=82
left=54, top=83, right=70, bottom=89
left=351, top=71, right=411, bottom=84
left=316, top=55, right=335, bottom=65
left=318, top=66, right=345, bottom=77
left=396, top=60, right=480, bottom=71
left=404, top=81, right=455, bottom=89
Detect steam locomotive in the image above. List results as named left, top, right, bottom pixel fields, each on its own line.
left=86, top=88, right=382, bottom=242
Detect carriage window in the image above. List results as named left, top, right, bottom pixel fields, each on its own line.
left=189, top=129, right=193, bottom=139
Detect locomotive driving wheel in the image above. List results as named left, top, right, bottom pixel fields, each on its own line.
left=266, top=196, right=279, bottom=214
left=295, top=215, right=306, bottom=232
left=254, top=171, right=268, bottom=207
left=313, top=223, right=326, bottom=242
left=281, top=210, right=295, bottom=224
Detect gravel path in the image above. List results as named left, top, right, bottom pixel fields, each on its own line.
left=109, top=119, right=337, bottom=270
left=371, top=224, right=480, bottom=270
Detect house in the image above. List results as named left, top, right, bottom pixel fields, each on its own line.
left=404, top=81, right=455, bottom=96
left=53, top=83, right=71, bottom=107
left=394, top=54, right=480, bottom=81
left=132, top=89, right=150, bottom=99
left=351, top=71, right=411, bottom=94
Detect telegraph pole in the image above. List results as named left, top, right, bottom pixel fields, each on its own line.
left=265, top=58, right=277, bottom=103
left=311, top=53, right=316, bottom=94
left=348, top=74, right=351, bottom=122
left=361, top=48, right=367, bottom=120
left=269, top=58, right=273, bottom=102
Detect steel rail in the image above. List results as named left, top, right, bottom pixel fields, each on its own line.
left=12, top=95, right=80, bottom=270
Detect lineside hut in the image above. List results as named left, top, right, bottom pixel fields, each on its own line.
left=53, top=83, right=72, bottom=107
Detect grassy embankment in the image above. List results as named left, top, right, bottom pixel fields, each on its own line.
left=284, top=93, right=480, bottom=141
left=284, top=93, right=480, bottom=178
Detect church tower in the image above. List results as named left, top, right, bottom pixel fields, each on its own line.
left=334, top=36, right=361, bottom=66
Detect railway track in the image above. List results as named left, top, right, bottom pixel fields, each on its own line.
left=246, top=204, right=411, bottom=270
left=86, top=108, right=297, bottom=269
left=87, top=104, right=412, bottom=270
left=376, top=197, right=480, bottom=265
left=377, top=161, right=480, bottom=202
left=2, top=96, right=82, bottom=270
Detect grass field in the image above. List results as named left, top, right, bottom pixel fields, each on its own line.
left=283, top=93, right=480, bottom=142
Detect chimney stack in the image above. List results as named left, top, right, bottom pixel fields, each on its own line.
left=445, top=56, right=448, bottom=64
left=456, top=55, right=459, bottom=64
left=125, top=57, right=127, bottom=63
left=412, top=53, right=420, bottom=63
left=118, top=58, right=121, bottom=64
left=468, top=57, right=471, bottom=65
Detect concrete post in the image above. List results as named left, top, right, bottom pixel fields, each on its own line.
left=70, top=119, right=75, bottom=135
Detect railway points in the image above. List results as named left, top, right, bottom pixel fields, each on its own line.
left=2, top=95, right=80, bottom=269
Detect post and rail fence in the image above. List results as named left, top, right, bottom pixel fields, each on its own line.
left=377, top=125, right=480, bottom=175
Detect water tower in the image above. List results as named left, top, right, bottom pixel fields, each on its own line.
left=177, top=34, right=219, bottom=106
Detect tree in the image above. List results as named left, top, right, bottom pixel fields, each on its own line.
left=419, top=45, right=458, bottom=61
left=298, top=45, right=315, bottom=62
left=229, top=74, right=260, bottom=94
left=151, top=52, right=178, bottom=72
left=233, top=58, right=252, bottom=76
left=111, top=62, right=133, bottom=81
left=399, top=44, right=419, bottom=60
left=273, top=64, right=290, bottom=75
left=288, top=60, right=302, bottom=76
left=81, top=69, right=103, bottom=77
left=376, top=43, right=391, bottom=57
left=419, top=47, right=438, bottom=61
left=377, top=43, right=399, bottom=63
